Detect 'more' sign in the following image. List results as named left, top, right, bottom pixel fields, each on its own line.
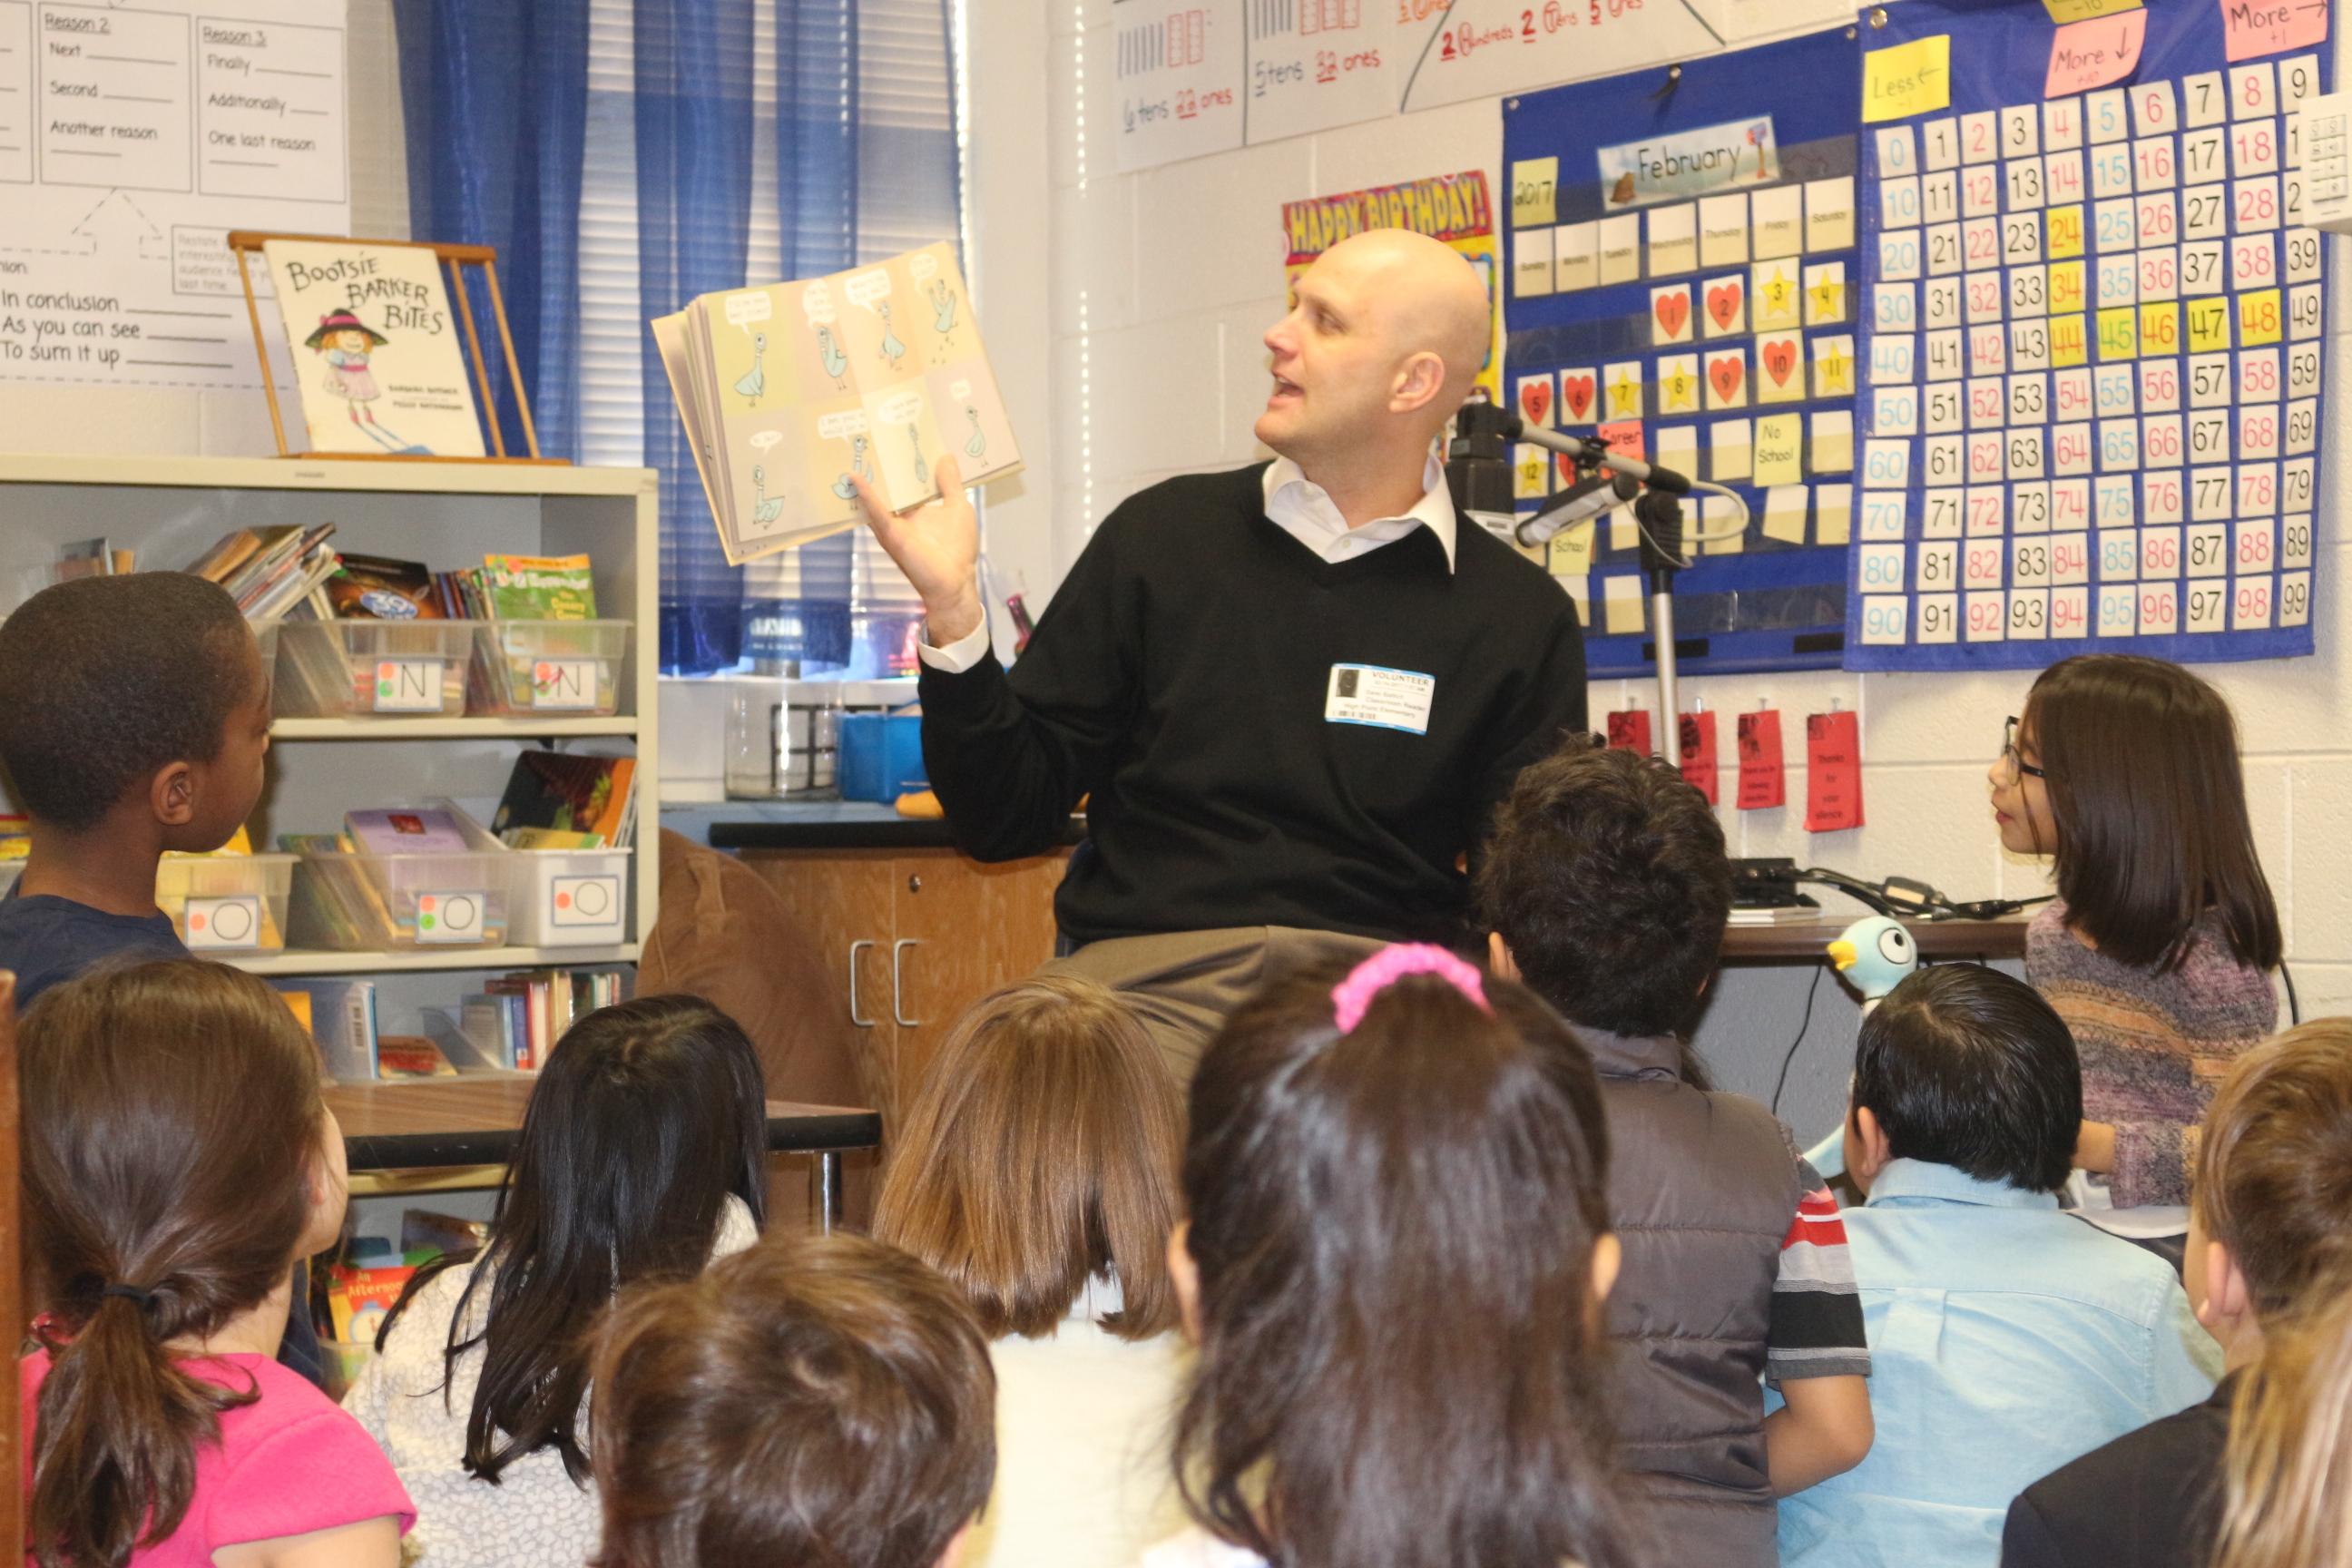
left=1596, top=117, right=1779, bottom=208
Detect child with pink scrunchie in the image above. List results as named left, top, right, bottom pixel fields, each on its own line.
left=1137, top=944, right=1641, bottom=1568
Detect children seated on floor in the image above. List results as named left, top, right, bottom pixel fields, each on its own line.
left=1777, top=964, right=2215, bottom=1568
left=873, top=975, right=1189, bottom=1568
left=1146, top=944, right=1639, bottom=1568
left=1478, top=738, right=1871, bottom=1566
left=591, top=1231, right=996, bottom=1568
left=0, top=573, right=272, bottom=1008
left=2004, top=1017, right=2352, bottom=1568
left=20, top=960, right=412, bottom=1568
left=345, top=995, right=770, bottom=1568
left=2194, top=1258, right=2352, bottom=1568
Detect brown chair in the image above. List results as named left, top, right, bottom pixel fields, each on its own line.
left=638, top=830, right=877, bottom=1227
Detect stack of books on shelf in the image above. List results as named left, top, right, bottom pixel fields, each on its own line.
left=279, top=964, right=633, bottom=1082
left=186, top=524, right=346, bottom=619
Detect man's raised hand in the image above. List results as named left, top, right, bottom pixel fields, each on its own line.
left=851, top=454, right=984, bottom=646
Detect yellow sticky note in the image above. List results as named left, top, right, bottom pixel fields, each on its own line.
left=1754, top=414, right=1805, bottom=486
left=1548, top=518, right=1595, bottom=582
left=2050, top=312, right=2090, bottom=368
left=2139, top=300, right=2180, bottom=358
left=1761, top=485, right=1810, bottom=544
left=2043, top=0, right=2140, bottom=20
left=2045, top=205, right=2085, bottom=261
left=2186, top=296, right=2234, bottom=354
left=2096, top=306, right=2139, bottom=360
left=1864, top=35, right=1951, bottom=123
left=1512, top=158, right=1559, bottom=230
left=2238, top=289, right=2283, bottom=347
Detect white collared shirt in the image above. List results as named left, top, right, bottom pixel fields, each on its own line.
left=918, top=454, right=1457, bottom=673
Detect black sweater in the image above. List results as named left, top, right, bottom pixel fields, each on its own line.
left=2000, top=1375, right=2233, bottom=1568
left=916, top=463, right=1588, bottom=946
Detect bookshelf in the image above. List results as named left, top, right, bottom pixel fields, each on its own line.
left=0, top=453, right=661, bottom=983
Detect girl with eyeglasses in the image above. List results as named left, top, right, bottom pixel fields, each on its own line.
left=1989, top=654, right=2280, bottom=1269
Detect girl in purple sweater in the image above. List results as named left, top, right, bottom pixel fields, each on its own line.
left=1989, top=655, right=2279, bottom=1257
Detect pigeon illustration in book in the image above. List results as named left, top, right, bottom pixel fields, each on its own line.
left=750, top=466, right=787, bottom=525
left=877, top=302, right=907, bottom=368
left=816, top=325, right=849, bottom=389
left=965, top=406, right=986, bottom=459
left=734, top=333, right=769, bottom=406
left=907, top=422, right=926, bottom=487
left=929, top=279, right=961, bottom=347
left=828, top=433, right=875, bottom=500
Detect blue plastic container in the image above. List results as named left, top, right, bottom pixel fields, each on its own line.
left=838, top=713, right=928, bottom=802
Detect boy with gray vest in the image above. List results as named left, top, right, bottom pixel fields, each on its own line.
left=1481, top=739, right=1873, bottom=1568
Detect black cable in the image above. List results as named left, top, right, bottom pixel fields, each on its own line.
left=2283, top=961, right=2301, bottom=1025
left=1770, top=964, right=1828, bottom=1118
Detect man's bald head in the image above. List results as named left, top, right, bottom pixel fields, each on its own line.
left=1256, top=227, right=1494, bottom=476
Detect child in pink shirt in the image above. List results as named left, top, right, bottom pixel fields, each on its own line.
left=18, top=960, right=413, bottom=1568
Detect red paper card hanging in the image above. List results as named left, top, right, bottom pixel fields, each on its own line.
left=1805, top=710, right=1865, bottom=832
left=1606, top=710, right=1652, bottom=754
left=1679, top=710, right=1719, bottom=804
left=1737, top=710, right=1785, bottom=809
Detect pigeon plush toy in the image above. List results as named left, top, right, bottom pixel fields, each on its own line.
left=1826, top=916, right=1918, bottom=1015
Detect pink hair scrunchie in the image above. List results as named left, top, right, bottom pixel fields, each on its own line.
left=1330, top=943, right=1492, bottom=1034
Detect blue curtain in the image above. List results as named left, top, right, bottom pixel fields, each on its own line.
left=636, top=0, right=757, bottom=674
left=394, top=0, right=590, bottom=460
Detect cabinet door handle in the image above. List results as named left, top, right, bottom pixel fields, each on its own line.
left=848, top=939, right=876, bottom=1027
left=893, top=938, right=922, bottom=1027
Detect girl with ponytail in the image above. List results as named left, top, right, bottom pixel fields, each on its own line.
left=21, top=959, right=412, bottom=1568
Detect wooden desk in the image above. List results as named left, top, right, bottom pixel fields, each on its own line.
left=324, top=1075, right=882, bottom=1228
left=1722, top=915, right=2030, bottom=962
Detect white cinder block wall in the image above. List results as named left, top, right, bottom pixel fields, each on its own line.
left=970, top=0, right=2352, bottom=1030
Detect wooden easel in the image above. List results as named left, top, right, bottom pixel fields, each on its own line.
left=228, top=232, right=568, bottom=466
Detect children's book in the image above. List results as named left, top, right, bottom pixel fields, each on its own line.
left=260, top=238, right=488, bottom=459
left=326, top=554, right=446, bottom=620
left=491, top=752, right=635, bottom=848
left=345, top=808, right=472, bottom=856
left=652, top=240, right=1022, bottom=565
left=481, top=554, right=596, bottom=620
left=277, top=978, right=380, bottom=1082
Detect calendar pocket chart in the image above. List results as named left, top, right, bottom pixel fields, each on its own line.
left=1504, top=29, right=1863, bottom=678
left=1847, top=0, right=2323, bottom=671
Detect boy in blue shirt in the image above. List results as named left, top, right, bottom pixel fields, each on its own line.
left=1776, top=964, right=2216, bottom=1568
left=0, top=573, right=271, bottom=1009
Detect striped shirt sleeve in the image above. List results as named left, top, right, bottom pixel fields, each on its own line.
left=1766, top=1157, right=1871, bottom=1384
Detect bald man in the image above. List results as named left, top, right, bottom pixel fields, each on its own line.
left=855, top=229, right=1586, bottom=1073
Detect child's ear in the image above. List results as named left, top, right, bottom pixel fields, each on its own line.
left=933, top=1520, right=978, bottom=1568
left=1487, top=932, right=1520, bottom=981
left=1166, top=1221, right=1202, bottom=1345
left=149, top=760, right=198, bottom=828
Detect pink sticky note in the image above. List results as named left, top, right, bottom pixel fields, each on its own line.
left=2223, top=0, right=2328, bottom=63
left=2046, top=9, right=2146, bottom=95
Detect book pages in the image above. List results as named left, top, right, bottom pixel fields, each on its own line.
left=261, top=239, right=487, bottom=458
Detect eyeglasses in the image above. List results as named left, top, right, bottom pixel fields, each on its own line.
left=2001, top=716, right=2046, bottom=782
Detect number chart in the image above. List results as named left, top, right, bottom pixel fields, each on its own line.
left=1504, top=28, right=1862, bottom=678
left=1848, top=0, right=2324, bottom=669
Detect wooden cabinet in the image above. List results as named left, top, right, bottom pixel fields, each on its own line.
left=740, top=848, right=1066, bottom=1131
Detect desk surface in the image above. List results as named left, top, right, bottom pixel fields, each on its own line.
left=1721, top=915, right=2030, bottom=961
left=324, top=1075, right=882, bottom=1172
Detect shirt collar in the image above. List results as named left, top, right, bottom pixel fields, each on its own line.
left=1261, top=452, right=1459, bottom=571
left=1565, top=1021, right=1683, bottom=1080
left=1863, top=1157, right=2063, bottom=1210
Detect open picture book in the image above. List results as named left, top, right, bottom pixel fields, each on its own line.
left=652, top=241, right=1022, bottom=565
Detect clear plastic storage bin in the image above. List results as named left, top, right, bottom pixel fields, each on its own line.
left=432, top=798, right=632, bottom=947
left=274, top=621, right=478, bottom=719
left=289, top=848, right=519, bottom=951
left=468, top=621, right=630, bottom=717
left=248, top=618, right=280, bottom=673
left=155, top=853, right=297, bottom=952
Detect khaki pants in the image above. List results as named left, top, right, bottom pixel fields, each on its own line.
left=1042, top=926, right=1385, bottom=1083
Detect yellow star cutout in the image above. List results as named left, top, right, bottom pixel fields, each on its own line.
left=1608, top=368, right=1642, bottom=418
left=1663, top=368, right=1696, bottom=410
left=1809, top=276, right=1843, bottom=321
left=1816, top=341, right=1852, bottom=393
left=1761, top=269, right=1796, bottom=317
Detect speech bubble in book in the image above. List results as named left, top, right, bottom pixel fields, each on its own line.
left=750, top=429, right=783, bottom=453
left=816, top=408, right=869, bottom=439
left=801, top=281, right=837, bottom=325
left=949, top=379, right=972, bottom=399
left=845, top=269, right=893, bottom=307
left=877, top=387, right=925, bottom=424
left=725, top=291, right=772, bottom=332
left=909, top=252, right=938, bottom=280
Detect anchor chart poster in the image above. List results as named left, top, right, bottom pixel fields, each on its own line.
left=654, top=241, right=1023, bottom=567
left=260, top=239, right=486, bottom=457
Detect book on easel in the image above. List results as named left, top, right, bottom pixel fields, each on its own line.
left=258, top=239, right=488, bottom=458
left=651, top=240, right=1022, bottom=565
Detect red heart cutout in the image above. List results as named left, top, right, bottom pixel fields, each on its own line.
left=1760, top=338, right=1797, bottom=387
left=1709, top=355, right=1744, bottom=403
left=1519, top=379, right=1553, bottom=426
left=1654, top=291, right=1690, bottom=338
left=1562, top=374, right=1595, bottom=420
left=1706, top=282, right=1742, bottom=328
